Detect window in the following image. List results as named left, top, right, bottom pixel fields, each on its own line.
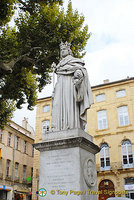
left=6, top=160, right=10, bottom=177
left=15, top=163, right=19, bottom=178
left=31, top=167, right=33, bottom=179
left=7, top=133, right=11, bottom=146
left=96, top=94, right=105, bottom=102
left=16, top=136, right=19, bottom=150
left=125, top=177, right=134, bottom=199
left=118, top=106, right=129, bottom=126
left=42, top=120, right=50, bottom=133
left=125, top=177, right=134, bottom=185
left=100, top=143, right=110, bottom=170
left=43, top=105, right=50, bottom=112
left=122, top=140, right=133, bottom=168
left=24, top=141, right=27, bottom=153
left=84, top=124, right=87, bottom=132
left=97, top=110, right=108, bottom=130
left=32, top=146, right=34, bottom=157
left=0, top=131, right=2, bottom=143
left=22, top=165, right=26, bottom=180
left=116, top=89, right=126, bottom=98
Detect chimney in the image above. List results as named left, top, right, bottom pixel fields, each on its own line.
left=103, top=79, right=109, bottom=84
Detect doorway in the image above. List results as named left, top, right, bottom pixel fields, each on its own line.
left=99, top=179, right=115, bottom=200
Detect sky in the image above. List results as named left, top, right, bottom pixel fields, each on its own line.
left=12, top=0, right=134, bottom=130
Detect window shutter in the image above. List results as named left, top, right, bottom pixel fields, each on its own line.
left=128, top=144, right=132, bottom=155
left=105, top=147, right=109, bottom=157
left=122, top=145, right=127, bottom=155
left=97, top=110, right=108, bottom=130
left=100, top=148, right=104, bottom=158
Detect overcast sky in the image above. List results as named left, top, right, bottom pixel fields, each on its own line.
left=13, top=0, right=134, bottom=129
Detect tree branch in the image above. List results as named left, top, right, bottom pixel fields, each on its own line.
left=0, top=47, right=43, bottom=73
left=17, top=0, right=33, bottom=14
left=17, top=0, right=28, bottom=8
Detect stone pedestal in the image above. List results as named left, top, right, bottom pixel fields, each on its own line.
left=34, top=129, right=100, bottom=200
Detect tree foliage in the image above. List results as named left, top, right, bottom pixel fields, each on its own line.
left=0, top=0, right=90, bottom=129
left=0, top=0, right=15, bottom=27
left=0, top=99, right=15, bottom=130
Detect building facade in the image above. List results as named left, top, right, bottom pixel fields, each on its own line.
left=0, top=118, right=34, bottom=200
left=87, top=77, right=134, bottom=200
left=32, top=97, right=51, bottom=200
left=32, top=77, right=134, bottom=200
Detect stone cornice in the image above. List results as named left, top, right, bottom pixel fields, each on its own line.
left=33, top=136, right=100, bottom=154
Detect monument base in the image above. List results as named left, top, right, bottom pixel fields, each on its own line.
left=34, top=129, right=100, bottom=200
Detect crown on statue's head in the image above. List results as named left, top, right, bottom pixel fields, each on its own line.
left=60, top=41, right=71, bottom=50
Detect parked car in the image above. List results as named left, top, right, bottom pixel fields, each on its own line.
left=107, top=197, right=133, bottom=200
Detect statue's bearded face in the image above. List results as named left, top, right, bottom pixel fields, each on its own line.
left=61, top=48, right=69, bottom=58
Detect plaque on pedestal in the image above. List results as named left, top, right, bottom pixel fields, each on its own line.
left=34, top=129, right=100, bottom=200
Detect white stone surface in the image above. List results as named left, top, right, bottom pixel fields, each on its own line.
left=39, top=147, right=98, bottom=200
left=39, top=147, right=81, bottom=200
left=38, top=130, right=99, bottom=200
left=42, top=128, right=93, bottom=142
left=51, top=42, right=93, bottom=131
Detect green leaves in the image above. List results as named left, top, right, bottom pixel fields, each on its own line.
left=0, top=0, right=15, bottom=27
left=0, top=27, right=19, bottom=62
left=0, top=99, right=15, bottom=130
left=0, top=0, right=90, bottom=129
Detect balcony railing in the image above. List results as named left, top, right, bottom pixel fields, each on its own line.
left=22, top=178, right=27, bottom=184
left=96, top=161, right=134, bottom=172
left=14, top=176, right=19, bottom=182
left=5, top=175, right=12, bottom=181
left=122, top=163, right=134, bottom=169
left=22, top=178, right=32, bottom=185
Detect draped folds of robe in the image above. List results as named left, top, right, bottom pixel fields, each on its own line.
left=51, top=55, right=93, bottom=131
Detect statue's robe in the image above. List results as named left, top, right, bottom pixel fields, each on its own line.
left=51, top=55, right=93, bottom=131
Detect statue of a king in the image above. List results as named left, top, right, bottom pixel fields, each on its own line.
left=51, top=42, right=93, bottom=131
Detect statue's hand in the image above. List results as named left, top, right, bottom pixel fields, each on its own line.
left=51, top=62, right=56, bottom=69
left=73, top=69, right=83, bottom=88
left=73, top=78, right=83, bottom=88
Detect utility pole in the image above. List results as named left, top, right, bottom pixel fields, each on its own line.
left=12, top=134, right=15, bottom=200
left=37, top=175, right=39, bottom=200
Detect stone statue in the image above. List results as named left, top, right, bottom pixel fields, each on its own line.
left=51, top=41, right=93, bottom=131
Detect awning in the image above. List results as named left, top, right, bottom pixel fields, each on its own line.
left=0, top=185, right=12, bottom=191
left=14, top=187, right=30, bottom=193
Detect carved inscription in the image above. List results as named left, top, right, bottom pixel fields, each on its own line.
left=41, top=149, right=78, bottom=190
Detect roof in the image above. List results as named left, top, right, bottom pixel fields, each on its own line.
left=91, top=77, right=134, bottom=89
left=7, top=121, right=34, bottom=140
left=37, top=77, right=134, bottom=100
left=37, top=96, right=52, bottom=102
